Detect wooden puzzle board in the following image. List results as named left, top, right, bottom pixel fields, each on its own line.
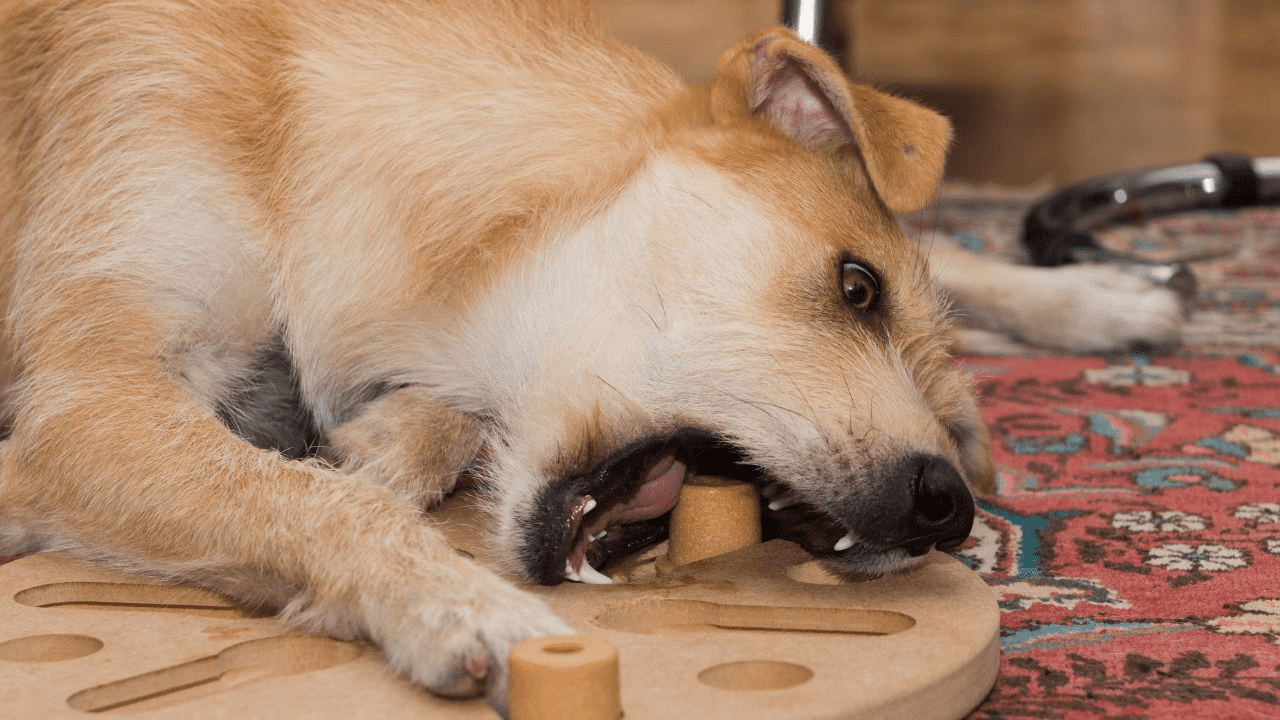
left=0, top=505, right=999, bottom=719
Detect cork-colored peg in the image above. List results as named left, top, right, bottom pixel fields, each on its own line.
left=656, top=475, right=760, bottom=573
left=507, top=635, right=621, bottom=720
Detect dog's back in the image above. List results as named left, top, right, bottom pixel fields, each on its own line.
left=0, top=0, right=680, bottom=420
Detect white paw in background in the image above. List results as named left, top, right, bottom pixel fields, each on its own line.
left=1033, top=263, right=1184, bottom=352
left=972, top=263, right=1187, bottom=354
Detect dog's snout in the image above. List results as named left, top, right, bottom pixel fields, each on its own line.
left=852, top=453, right=975, bottom=557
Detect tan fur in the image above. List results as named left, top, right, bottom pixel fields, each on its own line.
left=0, top=1, right=996, bottom=714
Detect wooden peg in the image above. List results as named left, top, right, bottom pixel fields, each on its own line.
left=508, top=634, right=621, bottom=720
left=657, top=475, right=760, bottom=573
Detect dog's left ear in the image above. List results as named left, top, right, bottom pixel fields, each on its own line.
left=711, top=28, right=952, bottom=214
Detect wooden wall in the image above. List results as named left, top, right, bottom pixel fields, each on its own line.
left=599, top=0, right=1280, bottom=187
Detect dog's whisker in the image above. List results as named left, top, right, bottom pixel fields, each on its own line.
left=711, top=387, right=806, bottom=436
left=768, top=352, right=820, bottom=428
left=632, top=301, right=664, bottom=332
left=674, top=187, right=717, bottom=212
left=838, top=364, right=857, bottom=437
left=590, top=373, right=642, bottom=413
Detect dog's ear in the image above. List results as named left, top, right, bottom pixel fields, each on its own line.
left=711, top=28, right=952, bottom=214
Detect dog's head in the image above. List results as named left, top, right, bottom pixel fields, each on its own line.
left=484, top=28, right=993, bottom=584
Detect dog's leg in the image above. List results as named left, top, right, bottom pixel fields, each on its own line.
left=324, top=386, right=485, bottom=508
left=0, top=360, right=567, bottom=713
left=927, top=238, right=1184, bottom=353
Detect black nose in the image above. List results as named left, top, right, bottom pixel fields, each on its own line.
left=860, top=453, right=975, bottom=556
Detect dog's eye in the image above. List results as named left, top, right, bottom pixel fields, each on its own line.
left=840, top=261, right=879, bottom=311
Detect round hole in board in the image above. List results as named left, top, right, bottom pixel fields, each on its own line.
left=0, top=633, right=104, bottom=663
left=697, top=660, right=813, bottom=691
left=541, top=642, right=584, bottom=655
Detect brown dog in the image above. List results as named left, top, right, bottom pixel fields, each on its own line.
left=0, top=0, right=1007, bottom=713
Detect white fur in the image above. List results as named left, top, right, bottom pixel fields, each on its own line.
left=929, top=238, right=1184, bottom=353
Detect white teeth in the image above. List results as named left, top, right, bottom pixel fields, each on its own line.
left=563, top=558, right=613, bottom=585
left=589, top=530, right=608, bottom=542
left=768, top=497, right=798, bottom=511
left=581, top=498, right=597, bottom=515
left=577, top=560, right=614, bottom=585
left=833, top=533, right=855, bottom=553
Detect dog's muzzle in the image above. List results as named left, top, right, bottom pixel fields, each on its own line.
left=518, top=424, right=977, bottom=584
left=764, top=452, right=975, bottom=569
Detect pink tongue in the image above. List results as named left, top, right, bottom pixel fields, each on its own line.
left=612, top=454, right=687, bottom=523
left=570, top=453, right=689, bottom=575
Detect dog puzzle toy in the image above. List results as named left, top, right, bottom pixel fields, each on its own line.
left=0, top=478, right=999, bottom=719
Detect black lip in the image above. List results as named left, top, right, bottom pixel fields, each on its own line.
left=763, top=495, right=974, bottom=569
left=761, top=498, right=848, bottom=557
left=519, top=427, right=722, bottom=584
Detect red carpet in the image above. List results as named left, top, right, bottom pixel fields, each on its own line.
left=960, top=351, right=1280, bottom=718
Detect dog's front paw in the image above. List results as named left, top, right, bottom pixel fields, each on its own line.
left=371, top=562, right=573, bottom=716
left=1007, top=264, right=1185, bottom=353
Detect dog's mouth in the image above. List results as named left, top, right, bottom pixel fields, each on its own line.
left=521, top=427, right=720, bottom=585
left=520, top=428, right=974, bottom=585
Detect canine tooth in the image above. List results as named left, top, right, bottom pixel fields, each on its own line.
left=577, top=560, right=613, bottom=585
left=833, top=533, right=855, bottom=552
left=768, top=496, right=798, bottom=511
left=590, top=530, right=608, bottom=542
left=563, top=559, right=582, bottom=583
left=581, top=498, right=597, bottom=515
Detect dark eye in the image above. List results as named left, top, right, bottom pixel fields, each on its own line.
left=840, top=261, right=879, bottom=311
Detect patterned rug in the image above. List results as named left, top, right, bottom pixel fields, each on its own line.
left=916, top=185, right=1280, bottom=719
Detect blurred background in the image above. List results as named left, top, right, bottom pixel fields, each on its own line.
left=598, top=0, right=1280, bottom=188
